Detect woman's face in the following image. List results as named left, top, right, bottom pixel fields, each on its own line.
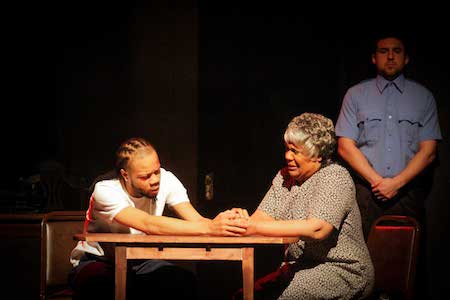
left=285, top=143, right=322, bottom=183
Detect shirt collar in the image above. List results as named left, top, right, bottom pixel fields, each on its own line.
left=376, top=74, right=405, bottom=94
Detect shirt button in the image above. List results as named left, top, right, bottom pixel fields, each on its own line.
left=387, top=166, right=391, bottom=170
left=387, top=148, right=391, bottom=152
left=388, top=115, right=392, bottom=119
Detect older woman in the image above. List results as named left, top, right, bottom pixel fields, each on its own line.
left=243, top=113, right=374, bottom=299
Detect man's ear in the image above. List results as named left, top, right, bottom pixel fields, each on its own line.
left=371, top=54, right=376, bottom=65
left=120, top=168, right=128, bottom=182
left=405, top=54, right=410, bottom=65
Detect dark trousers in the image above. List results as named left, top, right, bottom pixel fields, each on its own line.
left=69, top=254, right=198, bottom=300
left=355, top=177, right=430, bottom=300
left=355, top=178, right=428, bottom=241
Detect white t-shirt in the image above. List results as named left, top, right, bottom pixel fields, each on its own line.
left=70, top=168, right=189, bottom=266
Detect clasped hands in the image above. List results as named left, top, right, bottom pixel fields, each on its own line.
left=208, top=208, right=251, bottom=236
left=371, top=177, right=401, bottom=201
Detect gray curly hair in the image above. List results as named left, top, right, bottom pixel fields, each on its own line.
left=284, top=113, right=336, bottom=162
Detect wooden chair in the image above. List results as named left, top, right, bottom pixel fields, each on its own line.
left=40, top=211, right=85, bottom=299
left=367, top=215, right=421, bottom=300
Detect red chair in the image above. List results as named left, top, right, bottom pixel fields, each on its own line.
left=367, top=215, right=421, bottom=300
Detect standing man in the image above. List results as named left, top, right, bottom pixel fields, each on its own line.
left=335, top=34, right=442, bottom=298
left=335, top=33, right=442, bottom=240
left=69, top=137, right=248, bottom=299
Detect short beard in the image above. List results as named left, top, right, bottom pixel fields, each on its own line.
left=139, top=189, right=158, bottom=200
left=131, top=183, right=158, bottom=199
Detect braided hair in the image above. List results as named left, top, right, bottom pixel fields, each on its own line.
left=88, top=137, right=156, bottom=193
left=114, top=137, right=156, bottom=175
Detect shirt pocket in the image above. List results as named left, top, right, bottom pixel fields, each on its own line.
left=398, top=110, right=422, bottom=153
left=356, top=111, right=383, bottom=145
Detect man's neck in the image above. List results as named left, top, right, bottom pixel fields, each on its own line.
left=380, top=72, right=403, bottom=81
left=119, top=178, right=139, bottom=198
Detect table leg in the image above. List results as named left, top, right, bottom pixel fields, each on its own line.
left=115, top=246, right=127, bottom=300
left=242, top=247, right=254, bottom=300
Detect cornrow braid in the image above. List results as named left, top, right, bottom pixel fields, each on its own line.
left=114, top=137, right=155, bottom=174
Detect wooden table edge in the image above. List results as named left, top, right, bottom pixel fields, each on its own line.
left=73, top=233, right=299, bottom=245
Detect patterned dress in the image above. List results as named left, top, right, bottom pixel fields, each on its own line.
left=258, top=163, right=374, bottom=299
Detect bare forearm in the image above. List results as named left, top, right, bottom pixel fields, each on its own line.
left=393, top=141, right=437, bottom=188
left=142, top=215, right=211, bottom=235
left=115, top=206, right=248, bottom=236
left=171, top=202, right=206, bottom=222
left=115, top=207, right=209, bottom=235
left=248, top=218, right=333, bottom=241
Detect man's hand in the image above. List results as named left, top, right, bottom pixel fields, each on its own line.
left=230, top=207, right=249, bottom=220
left=371, top=178, right=400, bottom=201
left=206, top=210, right=248, bottom=236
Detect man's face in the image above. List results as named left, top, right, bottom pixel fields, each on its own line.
left=372, top=37, right=409, bottom=80
left=121, top=149, right=161, bottom=198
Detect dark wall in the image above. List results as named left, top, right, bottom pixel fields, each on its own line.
left=2, top=2, right=199, bottom=208
left=198, top=8, right=344, bottom=213
left=58, top=2, right=199, bottom=205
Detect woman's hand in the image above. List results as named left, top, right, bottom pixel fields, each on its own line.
left=230, top=207, right=249, bottom=220
left=206, top=210, right=249, bottom=236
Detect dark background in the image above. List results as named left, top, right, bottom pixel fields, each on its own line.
left=1, top=2, right=448, bottom=299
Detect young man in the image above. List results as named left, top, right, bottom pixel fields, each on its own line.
left=69, top=137, right=248, bottom=299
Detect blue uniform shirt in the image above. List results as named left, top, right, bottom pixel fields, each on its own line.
left=336, top=74, right=442, bottom=178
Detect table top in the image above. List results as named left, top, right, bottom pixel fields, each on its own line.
left=74, top=233, right=299, bottom=245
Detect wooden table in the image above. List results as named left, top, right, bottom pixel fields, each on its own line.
left=74, top=233, right=298, bottom=300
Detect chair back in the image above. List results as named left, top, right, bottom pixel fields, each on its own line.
left=367, top=215, right=420, bottom=300
left=40, top=211, right=85, bottom=299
